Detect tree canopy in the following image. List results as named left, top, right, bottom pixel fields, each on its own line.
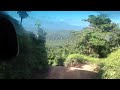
left=83, top=15, right=117, bottom=32
left=17, top=11, right=30, bottom=24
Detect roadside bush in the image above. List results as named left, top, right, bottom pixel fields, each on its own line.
left=64, top=54, right=88, bottom=67
left=98, top=49, right=120, bottom=79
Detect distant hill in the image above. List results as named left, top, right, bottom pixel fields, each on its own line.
left=45, top=30, right=78, bottom=47
left=23, top=19, right=83, bottom=32
left=46, top=30, right=73, bottom=41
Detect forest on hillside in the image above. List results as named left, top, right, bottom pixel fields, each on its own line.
left=0, top=11, right=120, bottom=79
left=46, top=14, right=120, bottom=79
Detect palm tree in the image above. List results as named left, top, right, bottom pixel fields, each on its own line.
left=35, top=20, right=41, bottom=29
left=17, top=11, right=30, bottom=24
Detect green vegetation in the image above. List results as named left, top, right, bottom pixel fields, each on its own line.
left=46, top=14, right=120, bottom=79
left=1, top=12, right=120, bottom=79
left=98, top=49, right=120, bottom=79
left=64, top=54, right=88, bottom=67
left=0, top=12, right=48, bottom=79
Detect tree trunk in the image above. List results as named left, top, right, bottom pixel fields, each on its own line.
left=20, top=17, right=23, bottom=24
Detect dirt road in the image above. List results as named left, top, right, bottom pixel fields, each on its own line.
left=45, top=64, right=98, bottom=79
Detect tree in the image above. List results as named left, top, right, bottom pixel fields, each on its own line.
left=82, top=15, right=115, bottom=31
left=34, top=20, right=47, bottom=42
left=35, top=20, right=41, bottom=29
left=75, top=15, right=120, bottom=58
left=17, top=11, right=30, bottom=24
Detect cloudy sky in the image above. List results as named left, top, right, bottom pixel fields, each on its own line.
left=6, top=11, right=120, bottom=32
